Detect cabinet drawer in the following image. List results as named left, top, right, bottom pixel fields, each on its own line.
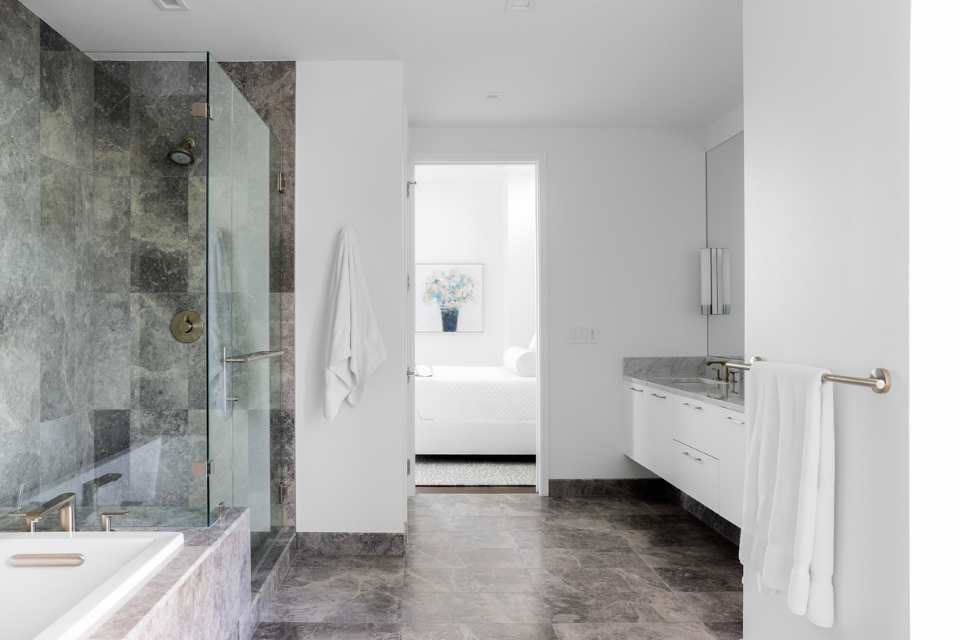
left=672, top=396, right=719, bottom=458
left=671, top=439, right=720, bottom=513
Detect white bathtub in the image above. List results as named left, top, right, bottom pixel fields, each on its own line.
left=0, top=531, right=184, bottom=640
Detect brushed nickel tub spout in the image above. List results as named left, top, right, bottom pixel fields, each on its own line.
left=22, top=492, right=77, bottom=533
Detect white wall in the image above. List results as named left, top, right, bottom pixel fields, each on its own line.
left=910, top=0, right=960, bottom=640
left=414, top=165, right=537, bottom=365
left=295, top=61, right=407, bottom=534
left=412, top=128, right=706, bottom=480
left=414, top=167, right=508, bottom=365
left=504, top=165, right=538, bottom=348
left=743, top=1, right=909, bottom=638
left=702, top=104, right=743, bottom=150
left=910, top=3, right=960, bottom=636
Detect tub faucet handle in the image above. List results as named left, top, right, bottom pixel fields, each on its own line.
left=100, top=511, right=128, bottom=532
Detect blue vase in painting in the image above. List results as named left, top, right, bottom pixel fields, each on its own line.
left=440, top=307, right=459, bottom=332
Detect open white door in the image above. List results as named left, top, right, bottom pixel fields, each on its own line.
left=403, top=175, right=417, bottom=497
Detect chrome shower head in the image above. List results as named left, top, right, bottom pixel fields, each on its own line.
left=168, top=137, right=197, bottom=166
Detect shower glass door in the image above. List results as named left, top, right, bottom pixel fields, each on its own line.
left=206, top=55, right=278, bottom=545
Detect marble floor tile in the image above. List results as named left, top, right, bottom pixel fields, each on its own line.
left=402, top=623, right=559, bottom=639
left=553, top=622, right=716, bottom=640
left=256, top=494, right=742, bottom=639
left=254, top=623, right=401, bottom=639
left=703, top=621, right=742, bottom=640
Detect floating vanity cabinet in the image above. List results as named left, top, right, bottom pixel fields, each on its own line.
left=712, top=407, right=747, bottom=525
left=626, top=382, right=673, bottom=481
left=624, top=381, right=746, bottom=527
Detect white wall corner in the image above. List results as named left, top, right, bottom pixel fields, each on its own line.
left=702, top=104, right=744, bottom=150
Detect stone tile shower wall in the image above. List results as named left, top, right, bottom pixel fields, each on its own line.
left=0, top=0, right=208, bottom=526
left=221, top=62, right=296, bottom=528
left=91, top=59, right=209, bottom=520
left=0, top=1, right=98, bottom=517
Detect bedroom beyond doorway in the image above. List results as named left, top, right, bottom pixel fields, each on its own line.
left=411, top=163, right=539, bottom=493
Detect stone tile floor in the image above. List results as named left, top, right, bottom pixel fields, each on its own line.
left=254, top=494, right=742, bottom=639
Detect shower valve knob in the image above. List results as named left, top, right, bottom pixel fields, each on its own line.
left=170, top=310, right=204, bottom=343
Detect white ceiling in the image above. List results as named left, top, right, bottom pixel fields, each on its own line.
left=22, top=0, right=742, bottom=128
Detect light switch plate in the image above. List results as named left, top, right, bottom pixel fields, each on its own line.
left=568, top=326, right=598, bottom=344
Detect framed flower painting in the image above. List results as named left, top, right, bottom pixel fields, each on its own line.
left=415, top=264, right=484, bottom=333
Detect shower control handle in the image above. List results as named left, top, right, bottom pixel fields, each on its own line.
left=170, top=310, right=204, bottom=344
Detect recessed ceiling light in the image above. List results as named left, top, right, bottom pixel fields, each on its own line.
left=152, top=0, right=189, bottom=11
left=486, top=92, right=505, bottom=101
left=505, top=0, right=534, bottom=12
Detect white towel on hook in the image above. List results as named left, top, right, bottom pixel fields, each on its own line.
left=322, top=226, right=387, bottom=420
left=739, top=360, right=836, bottom=628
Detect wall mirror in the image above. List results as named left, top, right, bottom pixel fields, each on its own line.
left=705, top=132, right=744, bottom=358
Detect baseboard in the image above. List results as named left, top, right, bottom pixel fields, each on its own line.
left=548, top=478, right=740, bottom=545
left=548, top=477, right=677, bottom=500
left=678, top=492, right=741, bottom=546
left=295, top=531, right=406, bottom=558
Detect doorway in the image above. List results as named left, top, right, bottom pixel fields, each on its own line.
left=406, top=163, right=541, bottom=494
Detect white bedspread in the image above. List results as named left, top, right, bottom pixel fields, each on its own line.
left=416, top=366, right=536, bottom=423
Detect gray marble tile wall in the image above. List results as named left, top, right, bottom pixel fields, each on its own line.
left=0, top=0, right=209, bottom=523
left=0, top=0, right=97, bottom=515
left=89, top=58, right=209, bottom=517
left=220, top=61, right=297, bottom=528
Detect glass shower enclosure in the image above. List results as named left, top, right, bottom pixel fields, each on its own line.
left=0, top=46, right=282, bottom=564
left=206, top=57, right=284, bottom=553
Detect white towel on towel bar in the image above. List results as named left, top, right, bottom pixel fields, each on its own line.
left=322, top=227, right=387, bottom=420
left=739, top=360, right=835, bottom=628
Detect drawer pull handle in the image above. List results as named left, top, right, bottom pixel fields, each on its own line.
left=681, top=451, right=704, bottom=463
left=631, top=388, right=644, bottom=393
left=682, top=401, right=703, bottom=411
left=725, top=416, right=746, bottom=425
left=650, top=393, right=667, bottom=399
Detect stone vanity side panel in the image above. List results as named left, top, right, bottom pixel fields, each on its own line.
left=220, top=61, right=297, bottom=527
left=89, top=510, right=252, bottom=640
left=295, top=532, right=406, bottom=558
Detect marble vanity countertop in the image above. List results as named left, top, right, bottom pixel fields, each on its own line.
left=622, top=356, right=745, bottom=413
left=624, top=374, right=745, bottom=413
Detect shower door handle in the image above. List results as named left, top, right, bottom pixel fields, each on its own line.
left=224, top=350, right=285, bottom=364
left=406, top=366, right=433, bottom=379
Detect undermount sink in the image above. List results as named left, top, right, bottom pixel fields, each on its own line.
left=650, top=377, right=734, bottom=399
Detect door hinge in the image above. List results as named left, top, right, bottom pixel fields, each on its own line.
left=407, top=274, right=411, bottom=291
left=277, top=170, right=286, bottom=193
left=191, top=102, right=212, bottom=119
left=407, top=458, right=411, bottom=476
left=406, top=180, right=416, bottom=197
left=207, top=459, right=213, bottom=476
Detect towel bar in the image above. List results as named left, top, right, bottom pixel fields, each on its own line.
left=725, top=357, right=891, bottom=394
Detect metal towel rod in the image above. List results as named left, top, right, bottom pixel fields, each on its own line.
left=725, top=357, right=892, bottom=394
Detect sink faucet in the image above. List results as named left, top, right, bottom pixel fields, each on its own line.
left=704, top=358, right=728, bottom=382
left=22, top=492, right=77, bottom=533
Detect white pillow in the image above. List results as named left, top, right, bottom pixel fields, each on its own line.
left=503, top=346, right=536, bottom=377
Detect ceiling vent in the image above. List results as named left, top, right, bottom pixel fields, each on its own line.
left=505, top=0, right=534, bottom=11
left=152, top=0, right=189, bottom=11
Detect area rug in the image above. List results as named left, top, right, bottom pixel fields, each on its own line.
left=415, top=456, right=536, bottom=486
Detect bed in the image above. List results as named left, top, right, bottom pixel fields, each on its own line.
left=415, top=365, right=537, bottom=455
